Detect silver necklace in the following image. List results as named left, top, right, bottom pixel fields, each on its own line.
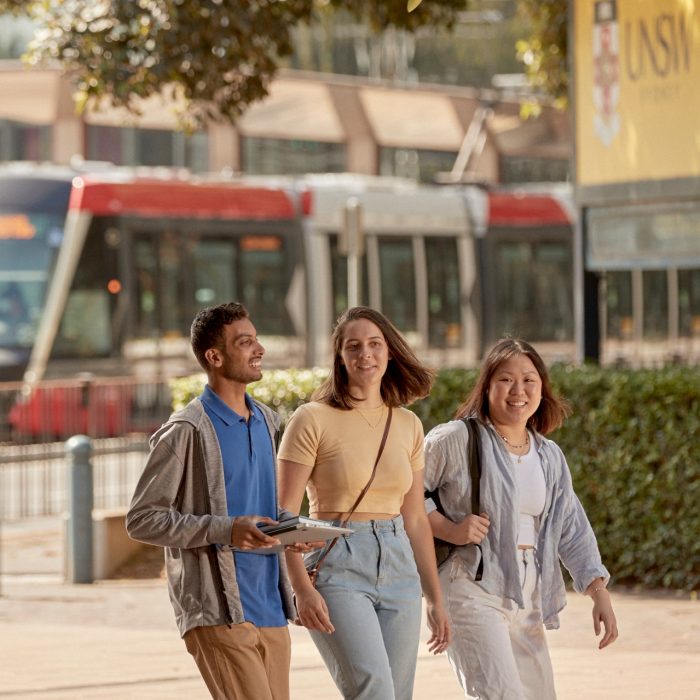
left=495, top=428, right=529, bottom=463
left=355, top=405, right=385, bottom=429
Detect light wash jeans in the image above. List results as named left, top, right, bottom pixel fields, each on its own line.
left=441, top=548, right=557, bottom=700
left=303, top=515, right=422, bottom=700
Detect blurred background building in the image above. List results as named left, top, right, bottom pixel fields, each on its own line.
left=0, top=1, right=570, bottom=186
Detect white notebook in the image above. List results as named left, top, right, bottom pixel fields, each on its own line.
left=259, top=516, right=353, bottom=545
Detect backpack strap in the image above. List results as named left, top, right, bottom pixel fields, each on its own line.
left=462, top=417, right=484, bottom=581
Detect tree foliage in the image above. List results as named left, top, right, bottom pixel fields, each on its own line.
left=516, top=0, right=568, bottom=111
left=0, top=0, right=470, bottom=127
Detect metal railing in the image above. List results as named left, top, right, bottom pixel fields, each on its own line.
left=0, top=377, right=173, bottom=519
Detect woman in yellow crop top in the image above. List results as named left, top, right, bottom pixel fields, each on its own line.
left=278, top=306, right=450, bottom=700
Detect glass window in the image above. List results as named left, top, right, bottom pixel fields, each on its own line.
left=133, top=236, right=162, bottom=339
left=136, top=129, right=176, bottom=167
left=605, top=271, right=633, bottom=340
left=379, top=148, right=456, bottom=183
left=642, top=270, right=668, bottom=340
left=0, top=120, right=51, bottom=162
left=588, top=201, right=700, bottom=270
left=132, top=230, right=186, bottom=340
left=329, top=235, right=368, bottom=321
left=53, top=223, right=120, bottom=357
left=188, top=239, right=237, bottom=321
left=378, top=238, right=416, bottom=332
left=242, top=138, right=346, bottom=175
left=499, top=156, right=570, bottom=184
left=239, top=235, right=294, bottom=335
left=86, top=125, right=124, bottom=165
left=0, top=15, right=36, bottom=59
left=425, top=237, right=461, bottom=347
left=132, top=228, right=295, bottom=339
left=492, top=240, right=573, bottom=342
left=86, top=126, right=209, bottom=171
left=679, top=269, right=700, bottom=338
left=0, top=212, right=64, bottom=350
left=158, top=232, right=184, bottom=335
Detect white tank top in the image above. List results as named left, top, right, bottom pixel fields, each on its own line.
left=513, top=433, right=546, bottom=547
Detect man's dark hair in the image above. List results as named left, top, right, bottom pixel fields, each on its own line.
left=190, top=302, right=249, bottom=370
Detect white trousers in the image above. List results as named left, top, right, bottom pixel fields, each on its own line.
left=441, top=548, right=557, bottom=700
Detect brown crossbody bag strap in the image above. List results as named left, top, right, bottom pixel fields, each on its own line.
left=307, top=407, right=393, bottom=585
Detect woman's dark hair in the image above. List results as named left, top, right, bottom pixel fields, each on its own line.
left=455, top=338, right=570, bottom=435
left=190, top=302, right=249, bottom=370
left=313, top=306, right=435, bottom=409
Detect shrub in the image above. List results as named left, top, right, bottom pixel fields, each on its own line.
left=171, top=365, right=700, bottom=590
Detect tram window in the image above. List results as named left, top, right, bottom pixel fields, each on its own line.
left=605, top=271, right=633, bottom=339
left=331, top=236, right=348, bottom=318
left=0, top=212, right=60, bottom=350
left=425, top=237, right=461, bottom=347
left=189, top=239, right=236, bottom=320
left=239, top=235, right=293, bottom=335
left=329, top=235, right=368, bottom=320
left=642, top=271, right=668, bottom=340
left=134, top=237, right=159, bottom=338
left=493, top=241, right=572, bottom=342
left=679, top=270, right=700, bottom=337
left=159, top=232, right=184, bottom=335
left=53, top=223, right=119, bottom=357
left=132, top=231, right=185, bottom=339
left=378, top=238, right=416, bottom=333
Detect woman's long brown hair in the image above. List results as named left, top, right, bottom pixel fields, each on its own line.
left=313, top=306, right=435, bottom=409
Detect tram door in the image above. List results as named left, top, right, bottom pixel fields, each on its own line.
left=132, top=230, right=186, bottom=347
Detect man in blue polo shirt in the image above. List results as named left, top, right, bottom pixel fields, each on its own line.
left=127, top=302, right=298, bottom=700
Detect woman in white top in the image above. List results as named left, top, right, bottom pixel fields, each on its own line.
left=424, top=338, right=618, bottom=699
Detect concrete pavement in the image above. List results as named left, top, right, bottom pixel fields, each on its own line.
left=1, top=518, right=698, bottom=699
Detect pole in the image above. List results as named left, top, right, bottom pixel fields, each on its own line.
left=343, top=198, right=363, bottom=308
left=66, top=435, right=93, bottom=584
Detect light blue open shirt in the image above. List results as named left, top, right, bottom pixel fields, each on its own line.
left=424, top=419, right=610, bottom=629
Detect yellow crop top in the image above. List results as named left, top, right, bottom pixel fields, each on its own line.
left=277, top=401, right=425, bottom=516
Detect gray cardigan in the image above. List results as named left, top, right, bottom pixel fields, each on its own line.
left=424, top=419, right=610, bottom=629
left=126, top=397, right=295, bottom=637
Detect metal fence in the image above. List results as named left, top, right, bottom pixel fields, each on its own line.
left=0, top=377, right=174, bottom=519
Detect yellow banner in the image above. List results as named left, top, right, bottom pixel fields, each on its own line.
left=574, top=0, right=700, bottom=185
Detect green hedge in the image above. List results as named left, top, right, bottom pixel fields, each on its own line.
left=172, top=365, right=700, bottom=591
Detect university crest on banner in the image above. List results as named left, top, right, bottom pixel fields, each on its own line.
left=593, top=0, right=620, bottom=146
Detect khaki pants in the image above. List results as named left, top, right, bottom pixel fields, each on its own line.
left=441, top=549, right=557, bottom=700
left=184, top=622, right=291, bottom=700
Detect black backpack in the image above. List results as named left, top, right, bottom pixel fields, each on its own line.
left=424, top=416, right=483, bottom=579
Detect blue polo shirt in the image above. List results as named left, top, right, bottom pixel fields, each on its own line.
left=200, top=385, right=286, bottom=628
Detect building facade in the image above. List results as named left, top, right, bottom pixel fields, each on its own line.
left=573, top=0, right=700, bottom=366
left=0, top=63, right=570, bottom=186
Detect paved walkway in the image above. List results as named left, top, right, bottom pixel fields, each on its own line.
left=0, top=518, right=698, bottom=699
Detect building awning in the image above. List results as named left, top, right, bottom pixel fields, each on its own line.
left=239, top=79, right=345, bottom=142
left=83, top=92, right=187, bottom=130
left=0, top=65, right=61, bottom=125
left=359, top=87, right=463, bottom=151
left=488, top=113, right=569, bottom=159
